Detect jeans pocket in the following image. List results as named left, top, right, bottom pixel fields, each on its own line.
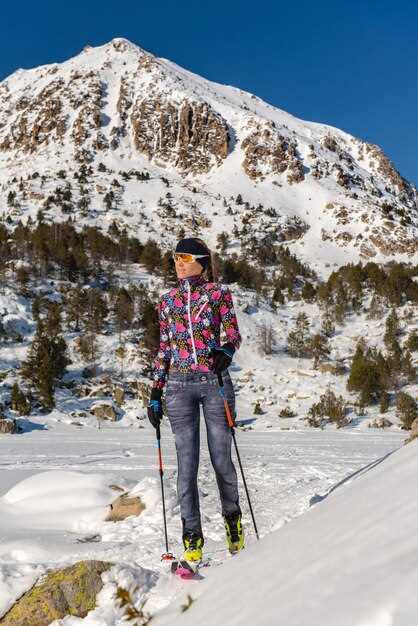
left=165, top=381, right=183, bottom=409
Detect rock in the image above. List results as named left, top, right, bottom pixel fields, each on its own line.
left=105, top=493, right=145, bottom=522
left=91, top=402, right=118, bottom=421
left=407, top=417, right=418, bottom=442
left=112, top=386, right=125, bottom=406
left=368, top=417, right=393, bottom=429
left=82, top=365, right=98, bottom=379
left=318, top=362, right=346, bottom=375
left=0, top=418, right=17, bottom=434
left=136, top=381, right=151, bottom=408
left=131, top=97, right=229, bottom=175
left=0, top=560, right=112, bottom=626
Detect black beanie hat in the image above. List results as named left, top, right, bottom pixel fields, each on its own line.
left=175, top=238, right=210, bottom=269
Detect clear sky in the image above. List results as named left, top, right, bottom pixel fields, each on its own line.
left=1, top=0, right=417, bottom=184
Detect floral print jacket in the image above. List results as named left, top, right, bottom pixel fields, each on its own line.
left=151, top=273, right=242, bottom=389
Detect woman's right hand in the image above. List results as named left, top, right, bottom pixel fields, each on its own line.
left=147, top=387, right=163, bottom=429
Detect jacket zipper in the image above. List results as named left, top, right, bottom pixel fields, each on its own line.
left=186, top=281, right=198, bottom=365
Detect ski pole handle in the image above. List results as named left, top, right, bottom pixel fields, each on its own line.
left=217, top=372, right=236, bottom=428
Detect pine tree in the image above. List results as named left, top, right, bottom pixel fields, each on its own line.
left=216, top=232, right=230, bottom=254
left=307, top=386, right=347, bottom=428
left=301, top=281, right=316, bottom=303
left=10, top=383, right=31, bottom=415
left=78, top=333, right=99, bottom=363
left=112, top=288, right=135, bottom=339
left=45, top=302, right=62, bottom=336
left=401, top=350, right=416, bottom=383
left=366, top=294, right=385, bottom=320
left=384, top=309, right=400, bottom=351
left=405, top=330, right=418, bottom=353
left=379, top=391, right=390, bottom=414
left=86, top=289, right=108, bottom=334
left=396, top=392, right=417, bottom=429
left=21, top=320, right=69, bottom=410
left=287, top=312, right=310, bottom=357
left=140, top=239, right=162, bottom=273
left=32, top=295, right=42, bottom=323
left=140, top=298, right=160, bottom=354
left=347, top=344, right=388, bottom=405
left=320, top=308, right=335, bottom=337
left=334, top=284, right=348, bottom=324
left=308, top=333, right=331, bottom=369
left=66, top=286, right=88, bottom=331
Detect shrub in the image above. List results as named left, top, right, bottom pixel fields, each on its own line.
left=307, top=387, right=348, bottom=428
left=279, top=406, right=296, bottom=418
left=253, top=401, right=264, bottom=415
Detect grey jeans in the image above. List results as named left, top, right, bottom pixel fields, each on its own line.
left=165, top=369, right=241, bottom=537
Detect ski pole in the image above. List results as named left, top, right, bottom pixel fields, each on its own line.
left=217, top=372, right=259, bottom=541
left=155, top=423, right=175, bottom=561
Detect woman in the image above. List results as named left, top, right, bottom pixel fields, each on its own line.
left=148, top=237, right=244, bottom=564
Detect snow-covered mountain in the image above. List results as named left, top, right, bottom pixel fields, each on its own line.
left=0, top=37, right=417, bottom=273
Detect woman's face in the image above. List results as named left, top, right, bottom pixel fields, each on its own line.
left=174, top=256, right=203, bottom=279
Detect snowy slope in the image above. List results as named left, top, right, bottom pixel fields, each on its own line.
left=0, top=421, right=405, bottom=622
left=155, top=438, right=418, bottom=626
left=0, top=38, right=416, bottom=274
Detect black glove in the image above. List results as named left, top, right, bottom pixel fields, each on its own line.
left=147, top=387, right=163, bottom=429
left=209, top=343, right=235, bottom=375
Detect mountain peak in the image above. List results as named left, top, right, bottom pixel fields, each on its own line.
left=81, top=37, right=149, bottom=58
left=0, top=39, right=416, bottom=268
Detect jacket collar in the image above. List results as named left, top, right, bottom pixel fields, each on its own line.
left=178, top=273, right=207, bottom=290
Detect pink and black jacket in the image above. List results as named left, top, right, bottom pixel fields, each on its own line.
left=151, top=273, right=242, bottom=389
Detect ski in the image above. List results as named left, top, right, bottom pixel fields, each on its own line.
left=170, top=556, right=212, bottom=579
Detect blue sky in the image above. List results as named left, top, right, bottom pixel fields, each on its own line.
left=1, top=0, right=417, bottom=184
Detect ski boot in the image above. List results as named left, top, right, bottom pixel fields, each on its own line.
left=182, top=531, right=204, bottom=564
left=224, top=511, right=245, bottom=554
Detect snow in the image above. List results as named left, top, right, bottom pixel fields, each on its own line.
left=154, top=439, right=418, bottom=626
left=0, top=417, right=406, bottom=622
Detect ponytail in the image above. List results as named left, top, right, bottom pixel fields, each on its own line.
left=193, top=237, right=218, bottom=283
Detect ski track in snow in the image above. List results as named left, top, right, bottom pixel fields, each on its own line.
left=0, top=419, right=404, bottom=622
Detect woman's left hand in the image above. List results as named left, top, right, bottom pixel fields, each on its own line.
left=209, top=343, right=235, bottom=374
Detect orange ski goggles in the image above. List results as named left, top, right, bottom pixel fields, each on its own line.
left=173, top=253, right=209, bottom=264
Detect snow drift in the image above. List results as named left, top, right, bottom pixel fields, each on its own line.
left=156, top=439, right=417, bottom=626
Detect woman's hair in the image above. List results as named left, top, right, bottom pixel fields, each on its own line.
left=193, top=237, right=218, bottom=282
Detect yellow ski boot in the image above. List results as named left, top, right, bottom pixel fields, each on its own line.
left=182, top=531, right=204, bottom=564
left=224, top=511, right=245, bottom=554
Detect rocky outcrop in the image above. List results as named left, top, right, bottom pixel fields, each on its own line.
left=0, top=79, right=67, bottom=154
left=368, top=417, right=393, bottom=429
left=241, top=119, right=304, bottom=183
left=0, top=560, right=112, bottom=626
left=131, top=98, right=229, bottom=174
left=0, top=417, right=17, bottom=434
